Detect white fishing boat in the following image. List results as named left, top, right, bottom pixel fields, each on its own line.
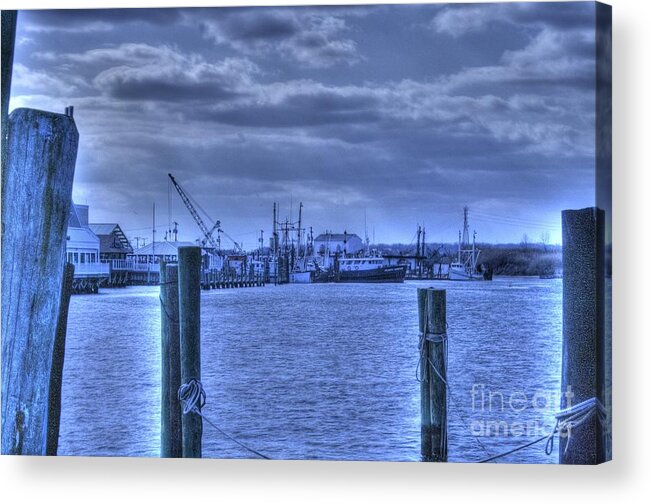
left=449, top=207, right=484, bottom=281
left=289, top=270, right=312, bottom=283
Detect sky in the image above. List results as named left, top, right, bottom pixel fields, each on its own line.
left=9, top=2, right=601, bottom=248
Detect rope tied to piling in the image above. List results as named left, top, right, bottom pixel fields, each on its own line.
left=177, top=380, right=271, bottom=460
left=159, top=296, right=180, bottom=324
left=544, top=397, right=607, bottom=456
left=178, top=378, right=206, bottom=415
left=477, top=397, right=607, bottom=463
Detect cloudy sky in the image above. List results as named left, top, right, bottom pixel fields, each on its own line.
left=10, top=2, right=600, bottom=248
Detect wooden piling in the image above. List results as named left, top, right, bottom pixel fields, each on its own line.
left=178, top=246, right=202, bottom=458
left=417, top=289, right=432, bottom=461
left=560, top=208, right=607, bottom=464
left=417, top=288, right=448, bottom=462
left=46, top=262, right=74, bottom=456
left=426, top=288, right=448, bottom=462
left=160, top=262, right=182, bottom=458
left=1, top=108, right=78, bottom=455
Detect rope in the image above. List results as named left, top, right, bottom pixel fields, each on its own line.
left=477, top=397, right=607, bottom=463
left=416, top=309, right=608, bottom=464
left=177, top=379, right=271, bottom=460
left=159, top=296, right=179, bottom=324
left=546, top=396, right=607, bottom=457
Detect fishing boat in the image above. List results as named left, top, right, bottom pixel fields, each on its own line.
left=336, top=256, right=407, bottom=283
left=448, top=206, right=485, bottom=281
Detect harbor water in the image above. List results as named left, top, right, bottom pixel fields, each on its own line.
left=59, top=277, right=564, bottom=463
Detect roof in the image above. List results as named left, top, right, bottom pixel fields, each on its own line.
left=89, top=223, right=118, bottom=235
left=89, top=223, right=133, bottom=253
left=314, top=233, right=361, bottom=242
left=130, top=241, right=198, bottom=256
left=67, top=205, right=82, bottom=229
left=67, top=226, right=99, bottom=248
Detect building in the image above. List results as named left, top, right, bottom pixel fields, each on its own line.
left=66, top=204, right=100, bottom=266
left=314, top=232, right=364, bottom=256
left=88, top=223, right=133, bottom=261
left=128, top=240, right=197, bottom=264
left=65, top=203, right=110, bottom=291
left=127, top=240, right=224, bottom=271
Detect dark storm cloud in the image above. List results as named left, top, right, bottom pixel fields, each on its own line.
left=21, top=8, right=184, bottom=32
left=42, top=43, right=260, bottom=102
left=200, top=9, right=363, bottom=68
left=202, top=9, right=301, bottom=41
left=197, top=86, right=381, bottom=127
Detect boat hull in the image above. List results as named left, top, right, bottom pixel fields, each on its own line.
left=448, top=268, right=483, bottom=281
left=289, top=271, right=312, bottom=283
left=337, top=265, right=406, bottom=283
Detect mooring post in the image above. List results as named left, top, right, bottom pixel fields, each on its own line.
left=426, top=288, right=448, bottom=462
left=160, top=262, right=182, bottom=457
left=178, top=246, right=202, bottom=458
left=1, top=108, right=78, bottom=455
left=560, top=208, right=607, bottom=464
left=417, top=288, right=432, bottom=461
left=46, top=262, right=74, bottom=456
left=1, top=10, right=17, bottom=170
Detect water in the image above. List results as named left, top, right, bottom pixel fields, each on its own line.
left=59, top=277, right=563, bottom=463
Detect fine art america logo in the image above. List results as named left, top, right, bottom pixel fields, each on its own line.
left=468, top=384, right=575, bottom=438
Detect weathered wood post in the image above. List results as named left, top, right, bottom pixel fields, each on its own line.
left=426, top=288, right=448, bottom=462
left=178, top=246, right=202, bottom=458
left=46, top=262, right=74, bottom=455
left=160, top=262, right=182, bottom=458
left=417, top=288, right=432, bottom=461
left=560, top=208, right=607, bottom=464
left=1, top=108, right=78, bottom=455
left=1, top=10, right=17, bottom=169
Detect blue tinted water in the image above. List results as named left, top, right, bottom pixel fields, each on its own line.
left=59, top=277, right=563, bottom=463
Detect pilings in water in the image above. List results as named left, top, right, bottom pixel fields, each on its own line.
left=200, top=271, right=266, bottom=289
left=160, top=262, right=182, bottom=458
left=417, top=288, right=448, bottom=462
left=178, top=247, right=203, bottom=458
left=1, top=108, right=79, bottom=454
left=560, top=208, right=607, bottom=464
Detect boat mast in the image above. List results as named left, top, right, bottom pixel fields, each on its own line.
left=462, top=205, right=470, bottom=246
left=297, top=202, right=303, bottom=261
left=458, top=230, right=461, bottom=264
left=364, top=209, right=370, bottom=254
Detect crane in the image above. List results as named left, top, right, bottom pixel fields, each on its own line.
left=168, top=173, right=242, bottom=252
left=168, top=173, right=221, bottom=250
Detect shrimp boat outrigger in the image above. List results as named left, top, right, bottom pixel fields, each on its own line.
left=448, top=206, right=489, bottom=281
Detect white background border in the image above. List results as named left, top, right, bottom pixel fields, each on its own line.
left=0, top=0, right=649, bottom=501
